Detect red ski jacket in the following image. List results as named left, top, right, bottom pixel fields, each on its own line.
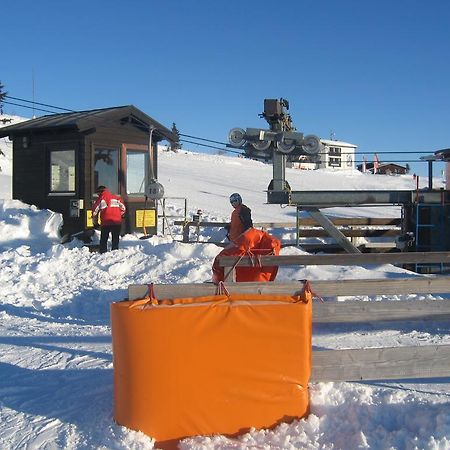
left=92, top=189, right=126, bottom=226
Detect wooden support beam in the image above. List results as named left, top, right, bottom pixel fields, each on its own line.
left=128, top=277, right=450, bottom=301
left=173, top=218, right=401, bottom=228
left=311, top=344, right=450, bottom=381
left=218, top=251, right=450, bottom=268
left=303, top=207, right=361, bottom=253
left=296, top=229, right=400, bottom=237
left=313, top=298, right=450, bottom=323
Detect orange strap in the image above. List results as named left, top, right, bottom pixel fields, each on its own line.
left=301, top=279, right=324, bottom=303
left=129, top=283, right=159, bottom=309
left=215, top=281, right=230, bottom=297
left=223, top=253, right=246, bottom=281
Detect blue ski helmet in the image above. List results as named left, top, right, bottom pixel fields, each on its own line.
left=229, top=193, right=242, bottom=206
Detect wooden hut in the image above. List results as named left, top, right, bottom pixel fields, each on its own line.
left=0, top=105, right=178, bottom=238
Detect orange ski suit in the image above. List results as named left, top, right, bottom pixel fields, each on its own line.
left=212, top=228, right=281, bottom=283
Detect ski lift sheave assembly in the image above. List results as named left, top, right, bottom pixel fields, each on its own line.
left=228, top=98, right=323, bottom=161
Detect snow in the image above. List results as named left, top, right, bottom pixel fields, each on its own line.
left=0, top=139, right=449, bottom=449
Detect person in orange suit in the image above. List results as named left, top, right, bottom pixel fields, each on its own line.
left=227, top=193, right=253, bottom=243
left=213, top=199, right=281, bottom=283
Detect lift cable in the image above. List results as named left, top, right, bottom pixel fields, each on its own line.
left=179, top=138, right=243, bottom=156
left=179, top=133, right=229, bottom=147
left=2, top=95, right=444, bottom=160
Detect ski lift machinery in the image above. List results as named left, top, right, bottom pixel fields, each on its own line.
left=228, top=99, right=364, bottom=254
left=228, top=99, right=450, bottom=255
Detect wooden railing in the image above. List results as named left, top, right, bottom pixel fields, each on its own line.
left=173, top=217, right=402, bottom=247
left=219, top=251, right=450, bottom=281
left=128, top=276, right=450, bottom=382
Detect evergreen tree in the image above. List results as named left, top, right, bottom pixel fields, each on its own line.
left=405, top=163, right=410, bottom=174
left=0, top=81, right=6, bottom=114
left=170, top=123, right=181, bottom=152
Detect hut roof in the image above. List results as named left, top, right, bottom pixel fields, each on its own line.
left=0, top=105, right=178, bottom=143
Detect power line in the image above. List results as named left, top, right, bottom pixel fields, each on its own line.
left=3, top=100, right=61, bottom=115
left=2, top=97, right=239, bottom=156
left=5, top=95, right=74, bottom=112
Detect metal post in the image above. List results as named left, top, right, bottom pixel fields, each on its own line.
left=272, top=151, right=287, bottom=192
left=428, top=160, right=433, bottom=190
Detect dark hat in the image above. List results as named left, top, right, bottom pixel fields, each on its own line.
left=96, top=185, right=106, bottom=193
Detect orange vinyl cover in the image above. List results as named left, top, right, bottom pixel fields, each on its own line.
left=111, top=292, right=312, bottom=449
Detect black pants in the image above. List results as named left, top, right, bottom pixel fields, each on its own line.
left=100, top=224, right=121, bottom=253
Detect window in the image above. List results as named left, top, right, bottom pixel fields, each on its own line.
left=94, top=147, right=119, bottom=194
left=50, top=150, right=76, bottom=192
left=126, top=150, right=148, bottom=196
left=329, top=146, right=341, bottom=156
left=328, top=157, right=341, bottom=167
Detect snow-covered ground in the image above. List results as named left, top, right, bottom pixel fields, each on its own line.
left=0, top=135, right=449, bottom=449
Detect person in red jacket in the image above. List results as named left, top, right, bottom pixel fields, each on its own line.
left=92, top=186, right=126, bottom=253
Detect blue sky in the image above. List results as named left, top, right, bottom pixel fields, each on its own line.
left=2, top=0, right=449, bottom=177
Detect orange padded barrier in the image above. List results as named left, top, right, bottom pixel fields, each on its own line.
left=111, top=290, right=312, bottom=449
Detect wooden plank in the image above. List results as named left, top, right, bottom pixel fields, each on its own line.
left=128, top=277, right=450, bottom=301
left=311, top=345, right=450, bottom=381
left=297, top=229, right=400, bottom=237
left=313, top=298, right=450, bottom=323
left=173, top=218, right=401, bottom=227
left=218, top=251, right=450, bottom=267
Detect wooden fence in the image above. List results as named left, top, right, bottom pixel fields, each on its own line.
left=173, top=217, right=402, bottom=249
left=128, top=275, right=450, bottom=382
left=219, top=251, right=450, bottom=281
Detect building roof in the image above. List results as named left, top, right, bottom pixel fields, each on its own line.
left=357, top=162, right=407, bottom=171
left=435, top=148, right=450, bottom=161
left=379, top=162, right=407, bottom=169
left=0, top=105, right=178, bottom=143
left=321, top=139, right=357, bottom=148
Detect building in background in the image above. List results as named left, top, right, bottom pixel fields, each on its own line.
left=357, top=161, right=408, bottom=175
left=290, top=139, right=357, bottom=170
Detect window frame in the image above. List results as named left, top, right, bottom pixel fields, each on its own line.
left=124, top=145, right=150, bottom=198
left=48, top=148, right=77, bottom=195
left=121, top=143, right=149, bottom=203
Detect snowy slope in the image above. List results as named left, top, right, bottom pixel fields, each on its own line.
left=0, top=148, right=448, bottom=450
